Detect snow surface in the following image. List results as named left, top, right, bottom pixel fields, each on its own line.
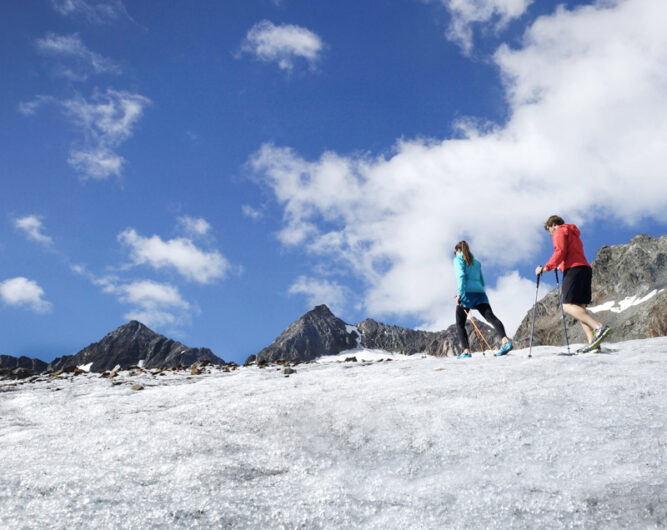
left=1, top=338, right=666, bottom=529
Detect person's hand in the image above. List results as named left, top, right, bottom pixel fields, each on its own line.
left=535, top=265, right=544, bottom=276
left=455, top=295, right=461, bottom=305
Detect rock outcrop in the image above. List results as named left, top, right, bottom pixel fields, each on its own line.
left=514, top=234, right=667, bottom=347
left=253, top=305, right=501, bottom=363
left=0, top=355, right=48, bottom=373
left=255, top=305, right=359, bottom=363
left=48, top=321, right=224, bottom=372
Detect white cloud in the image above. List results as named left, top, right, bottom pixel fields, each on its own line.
left=439, top=0, right=533, bottom=53
left=116, top=280, right=191, bottom=328
left=289, top=276, right=347, bottom=315
left=50, top=0, right=130, bottom=24
left=251, top=0, right=667, bottom=332
left=178, top=216, right=211, bottom=237
left=240, top=20, right=324, bottom=71
left=68, top=147, right=125, bottom=179
left=484, top=271, right=544, bottom=336
left=118, top=229, right=229, bottom=284
left=241, top=205, right=263, bottom=220
left=0, top=277, right=52, bottom=313
left=20, top=89, right=151, bottom=180
left=15, top=215, right=53, bottom=246
left=36, top=33, right=122, bottom=79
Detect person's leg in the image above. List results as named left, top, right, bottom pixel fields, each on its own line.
left=580, top=317, right=595, bottom=343
left=563, top=303, right=601, bottom=334
left=456, top=305, right=470, bottom=353
left=476, top=303, right=510, bottom=343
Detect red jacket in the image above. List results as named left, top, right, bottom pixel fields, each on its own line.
left=544, top=224, right=590, bottom=272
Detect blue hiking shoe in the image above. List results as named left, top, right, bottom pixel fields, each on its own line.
left=457, top=353, right=472, bottom=359
left=495, top=340, right=513, bottom=357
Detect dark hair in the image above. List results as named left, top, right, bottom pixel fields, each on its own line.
left=544, top=215, right=565, bottom=231
left=455, top=241, right=474, bottom=266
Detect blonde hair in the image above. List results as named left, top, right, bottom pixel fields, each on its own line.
left=455, top=240, right=474, bottom=266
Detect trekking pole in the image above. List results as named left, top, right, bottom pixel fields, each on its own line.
left=465, top=309, right=493, bottom=353
left=554, top=270, right=571, bottom=354
left=528, top=274, right=541, bottom=359
left=465, top=309, right=485, bottom=355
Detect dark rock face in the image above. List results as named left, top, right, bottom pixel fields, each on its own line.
left=253, top=305, right=502, bottom=363
left=357, top=318, right=500, bottom=357
left=514, top=234, right=667, bottom=347
left=255, top=305, right=359, bottom=363
left=357, top=319, right=441, bottom=354
left=0, top=355, right=48, bottom=373
left=47, top=321, right=224, bottom=372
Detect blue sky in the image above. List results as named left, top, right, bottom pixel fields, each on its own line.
left=2, top=0, right=666, bottom=365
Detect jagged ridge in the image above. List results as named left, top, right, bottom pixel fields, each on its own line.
left=48, top=321, right=224, bottom=372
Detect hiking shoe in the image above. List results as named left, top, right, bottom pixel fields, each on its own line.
left=494, top=340, right=513, bottom=357
left=576, top=343, right=604, bottom=354
left=590, top=325, right=611, bottom=348
left=457, top=353, right=472, bottom=359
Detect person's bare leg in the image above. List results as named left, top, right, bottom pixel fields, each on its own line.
left=580, top=321, right=594, bottom=343
left=563, top=303, right=601, bottom=332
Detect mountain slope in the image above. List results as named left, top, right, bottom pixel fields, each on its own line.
left=3, top=337, right=665, bottom=528
left=48, top=321, right=224, bottom=372
left=514, top=234, right=666, bottom=346
left=253, top=305, right=501, bottom=363
left=0, top=355, right=48, bottom=373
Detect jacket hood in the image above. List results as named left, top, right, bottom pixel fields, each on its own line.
left=558, top=223, right=580, bottom=237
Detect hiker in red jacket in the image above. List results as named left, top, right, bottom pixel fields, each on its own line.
left=535, top=215, right=611, bottom=353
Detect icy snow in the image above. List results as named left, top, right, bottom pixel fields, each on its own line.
left=1, top=338, right=666, bottom=529
left=346, top=324, right=362, bottom=348
left=589, top=289, right=664, bottom=313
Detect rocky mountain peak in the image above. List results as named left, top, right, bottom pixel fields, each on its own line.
left=253, top=305, right=501, bottom=363
left=48, top=321, right=224, bottom=372
left=255, top=304, right=359, bottom=363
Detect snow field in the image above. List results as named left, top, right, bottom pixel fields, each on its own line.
left=1, top=338, right=666, bottom=529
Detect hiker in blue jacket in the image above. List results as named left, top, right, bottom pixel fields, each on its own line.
left=454, top=240, right=513, bottom=358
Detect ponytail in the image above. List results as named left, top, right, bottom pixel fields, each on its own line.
left=455, top=241, right=474, bottom=266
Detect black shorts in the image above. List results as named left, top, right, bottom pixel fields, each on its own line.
left=562, top=265, right=592, bottom=305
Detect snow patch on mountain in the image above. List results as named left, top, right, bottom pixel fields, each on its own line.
left=589, top=288, right=664, bottom=314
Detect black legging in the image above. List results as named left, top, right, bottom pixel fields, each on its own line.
left=456, top=303, right=507, bottom=351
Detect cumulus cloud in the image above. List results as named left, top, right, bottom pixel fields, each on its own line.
left=289, top=276, right=348, bottom=315
left=20, top=89, right=150, bottom=180
left=177, top=216, right=211, bottom=237
left=50, top=0, right=130, bottom=24
left=440, top=0, right=533, bottom=53
left=484, top=271, right=550, bottom=336
left=113, top=280, right=191, bottom=328
left=239, top=20, right=324, bottom=71
left=15, top=215, right=53, bottom=246
left=36, top=32, right=122, bottom=79
left=251, top=0, right=667, bottom=330
left=118, top=229, right=229, bottom=284
left=0, top=277, right=52, bottom=313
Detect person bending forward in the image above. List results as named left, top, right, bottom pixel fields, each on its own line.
left=454, top=241, right=513, bottom=358
left=535, top=215, right=611, bottom=353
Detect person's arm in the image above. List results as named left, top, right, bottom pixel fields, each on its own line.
left=454, top=258, right=467, bottom=296
left=479, top=262, right=485, bottom=288
left=543, top=228, right=567, bottom=272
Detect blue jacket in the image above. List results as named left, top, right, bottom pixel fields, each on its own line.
left=454, top=254, right=486, bottom=296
